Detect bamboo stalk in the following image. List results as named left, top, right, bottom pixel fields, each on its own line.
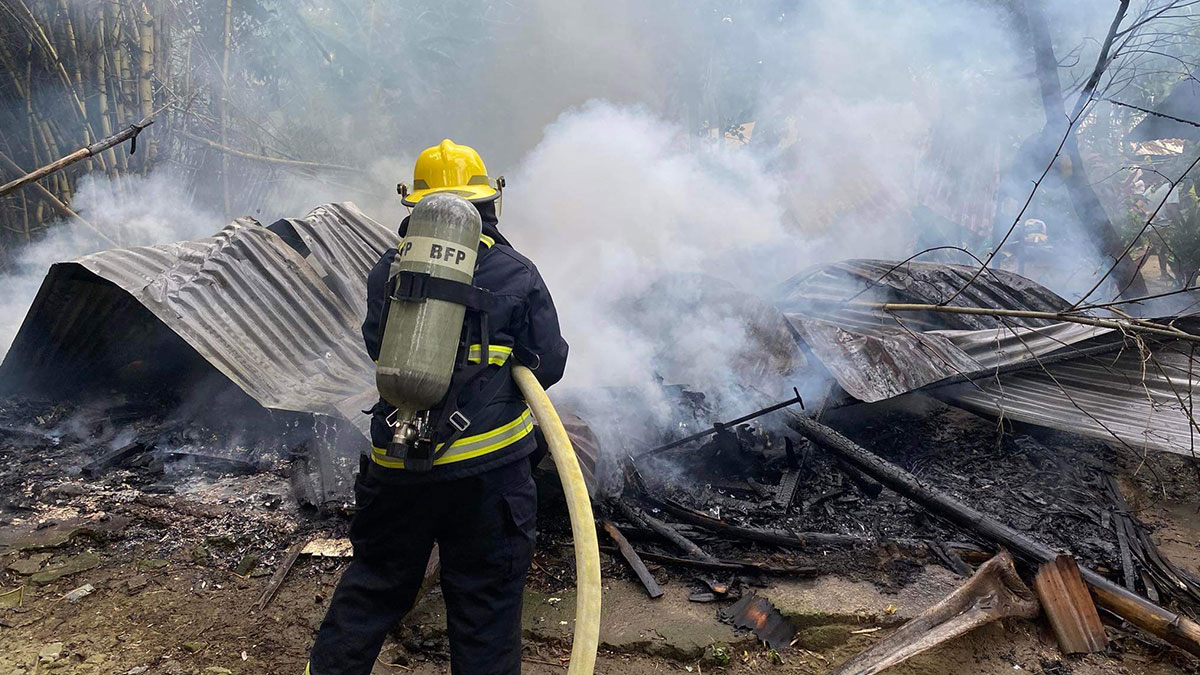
left=56, top=0, right=87, bottom=172
left=19, top=181, right=30, bottom=242
left=7, top=0, right=95, bottom=141
left=178, top=132, right=363, bottom=173
left=103, top=0, right=128, bottom=179
left=137, top=0, right=154, bottom=171
left=0, top=119, right=154, bottom=199
left=220, top=0, right=233, bottom=219
left=0, top=151, right=111, bottom=246
left=95, top=10, right=114, bottom=176
left=850, top=301, right=1200, bottom=345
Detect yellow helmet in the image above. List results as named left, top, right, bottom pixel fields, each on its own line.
left=399, top=139, right=501, bottom=206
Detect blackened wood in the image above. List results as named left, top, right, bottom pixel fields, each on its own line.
left=82, top=441, right=147, bottom=477
left=655, top=497, right=869, bottom=549
left=775, top=470, right=801, bottom=510
left=252, top=538, right=306, bottom=613
left=618, top=501, right=718, bottom=563
left=834, top=458, right=884, bottom=498
left=601, top=520, right=664, bottom=599
left=595, top=545, right=818, bottom=577
left=787, top=412, right=1200, bottom=658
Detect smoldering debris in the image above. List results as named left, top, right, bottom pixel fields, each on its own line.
left=2, top=198, right=1200, bottom=669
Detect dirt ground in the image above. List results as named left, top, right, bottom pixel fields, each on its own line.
left=2, top=397, right=1200, bottom=674
left=2, top=464, right=1199, bottom=675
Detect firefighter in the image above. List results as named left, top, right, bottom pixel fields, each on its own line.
left=307, top=140, right=569, bottom=675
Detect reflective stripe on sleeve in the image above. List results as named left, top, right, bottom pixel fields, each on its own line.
left=466, top=343, right=512, bottom=366
left=371, top=407, right=534, bottom=469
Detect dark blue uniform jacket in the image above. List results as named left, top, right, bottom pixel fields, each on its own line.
left=362, top=208, right=568, bottom=482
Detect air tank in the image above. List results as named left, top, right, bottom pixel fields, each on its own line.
left=375, top=193, right=482, bottom=454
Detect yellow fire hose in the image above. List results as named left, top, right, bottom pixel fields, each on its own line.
left=513, top=365, right=601, bottom=675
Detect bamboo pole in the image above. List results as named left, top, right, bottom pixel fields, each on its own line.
left=786, top=413, right=1200, bottom=658
left=178, top=132, right=363, bottom=173
left=850, top=301, right=1200, bottom=345
left=0, top=151, right=112, bottom=246
left=220, top=0, right=233, bottom=219
left=8, top=0, right=96, bottom=142
left=0, top=119, right=153, bottom=199
left=137, top=0, right=154, bottom=171
left=107, top=0, right=129, bottom=178
left=56, top=0, right=87, bottom=173
left=95, top=11, right=114, bottom=176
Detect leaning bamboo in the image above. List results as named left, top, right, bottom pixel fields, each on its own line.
left=9, top=0, right=95, bottom=139
left=178, top=132, right=363, bottom=173
left=0, top=151, right=111, bottom=245
left=137, top=1, right=154, bottom=169
left=0, top=119, right=153, bottom=199
left=786, top=412, right=1200, bottom=658
left=220, top=0, right=233, bottom=218
left=850, top=300, right=1200, bottom=345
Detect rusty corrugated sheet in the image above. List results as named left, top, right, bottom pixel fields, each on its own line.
left=778, top=260, right=1200, bottom=459
left=0, top=203, right=607, bottom=498
left=940, top=335, right=1200, bottom=458
left=774, top=259, right=1071, bottom=335
left=1, top=203, right=390, bottom=429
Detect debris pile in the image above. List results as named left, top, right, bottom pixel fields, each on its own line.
left=2, top=206, right=1200, bottom=672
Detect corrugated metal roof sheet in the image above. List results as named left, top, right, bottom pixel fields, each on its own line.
left=0, top=203, right=390, bottom=429
left=779, top=259, right=1200, bottom=459
left=774, top=259, right=1071, bottom=335
left=0, top=203, right=604, bottom=501
left=940, top=334, right=1200, bottom=458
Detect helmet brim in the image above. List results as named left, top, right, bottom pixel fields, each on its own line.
left=401, top=185, right=499, bottom=207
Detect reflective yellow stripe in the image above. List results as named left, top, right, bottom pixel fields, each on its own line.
left=370, top=408, right=534, bottom=469
left=480, top=234, right=495, bottom=248
left=466, top=343, right=512, bottom=366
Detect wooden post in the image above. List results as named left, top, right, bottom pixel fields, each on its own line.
left=601, top=520, right=664, bottom=599
left=1034, top=555, right=1107, bottom=654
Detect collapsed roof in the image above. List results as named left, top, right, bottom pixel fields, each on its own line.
left=1, top=203, right=388, bottom=429
left=778, top=260, right=1200, bottom=459
left=1, top=214, right=1194, bottom=495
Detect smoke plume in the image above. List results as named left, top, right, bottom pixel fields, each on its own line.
left=2, top=0, right=1177, bottom=460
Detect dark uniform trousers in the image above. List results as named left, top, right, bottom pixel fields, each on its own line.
left=309, top=456, right=537, bottom=675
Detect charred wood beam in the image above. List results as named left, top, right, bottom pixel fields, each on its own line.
left=618, top=501, right=718, bottom=563
left=0, top=118, right=152, bottom=199
left=787, top=412, right=1200, bottom=658
left=834, top=458, right=884, bottom=498
left=252, top=538, right=306, bottom=613
left=82, top=440, right=147, bottom=478
left=653, top=497, right=871, bottom=549
left=600, top=520, right=664, bottom=599
left=594, top=545, right=818, bottom=577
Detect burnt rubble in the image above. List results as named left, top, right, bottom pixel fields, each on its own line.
left=2, top=206, right=1200, bottom=669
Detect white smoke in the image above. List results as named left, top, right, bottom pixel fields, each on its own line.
left=0, top=0, right=1178, bottom=458
left=0, top=171, right=221, bottom=352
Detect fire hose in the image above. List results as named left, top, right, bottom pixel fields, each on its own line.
left=513, top=365, right=601, bottom=675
